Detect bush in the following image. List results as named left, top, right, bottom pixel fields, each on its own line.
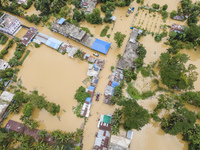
left=23, top=103, right=34, bottom=117
left=154, top=34, right=162, bottom=42
left=100, top=25, right=110, bottom=37
left=136, top=0, right=140, bottom=3
left=86, top=8, right=102, bottom=24
left=35, top=43, right=40, bottom=48
left=152, top=3, right=160, bottom=9
left=170, top=10, right=178, bottom=19
left=111, top=66, right=114, bottom=71
left=162, top=4, right=168, bottom=10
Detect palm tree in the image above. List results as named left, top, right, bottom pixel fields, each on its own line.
left=38, top=129, right=48, bottom=139
left=9, top=103, right=20, bottom=114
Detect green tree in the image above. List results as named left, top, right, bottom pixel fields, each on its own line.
left=118, top=98, right=150, bottom=130
left=162, top=4, right=168, bottom=10
left=59, top=6, right=71, bottom=18
left=23, top=103, right=34, bottom=117
left=38, top=129, right=48, bottom=139
left=187, top=11, right=199, bottom=25
left=161, top=108, right=196, bottom=135
left=86, top=8, right=102, bottom=24
left=185, top=23, right=200, bottom=43
left=170, top=10, right=177, bottom=19
left=71, top=0, right=82, bottom=8
left=52, top=0, right=66, bottom=13
left=74, top=86, right=90, bottom=104
left=114, top=32, right=126, bottom=48
left=158, top=53, right=198, bottom=90
left=73, top=9, right=85, bottom=22
left=34, top=0, right=51, bottom=15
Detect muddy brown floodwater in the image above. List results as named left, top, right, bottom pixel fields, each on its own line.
left=1, top=0, right=200, bottom=150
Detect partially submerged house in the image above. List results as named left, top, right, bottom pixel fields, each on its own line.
left=51, top=18, right=111, bottom=54
left=16, top=0, right=28, bottom=5
left=0, top=13, right=21, bottom=36
left=80, top=0, right=98, bottom=14
left=87, top=86, right=95, bottom=98
left=21, top=27, right=38, bottom=46
left=93, top=114, right=112, bottom=150
left=91, top=76, right=99, bottom=87
left=34, top=32, right=50, bottom=44
left=5, top=120, right=56, bottom=144
left=87, top=64, right=100, bottom=77
left=117, top=28, right=140, bottom=70
left=104, top=69, right=123, bottom=104
left=0, top=91, right=14, bottom=121
left=0, top=59, right=10, bottom=70
left=80, top=97, right=92, bottom=117
left=45, top=37, right=62, bottom=50
left=109, top=135, right=131, bottom=150
left=171, top=23, right=184, bottom=33
left=173, top=15, right=184, bottom=21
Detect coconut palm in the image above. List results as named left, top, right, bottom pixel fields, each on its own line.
left=38, top=129, right=48, bottom=139
left=9, top=103, right=20, bottom=114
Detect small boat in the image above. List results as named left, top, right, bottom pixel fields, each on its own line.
left=96, top=92, right=100, bottom=101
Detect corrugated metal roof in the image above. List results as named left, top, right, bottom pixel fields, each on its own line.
left=111, top=81, right=120, bottom=88
left=91, top=39, right=111, bottom=54
left=85, top=97, right=92, bottom=105
left=45, top=37, right=62, bottom=50
left=58, top=18, right=66, bottom=25
left=103, top=115, right=111, bottom=124
left=88, top=86, right=95, bottom=91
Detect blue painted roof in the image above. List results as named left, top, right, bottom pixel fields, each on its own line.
left=58, top=18, right=66, bottom=25
left=85, top=97, right=92, bottom=105
left=111, top=81, right=120, bottom=88
left=88, top=86, right=95, bottom=91
left=45, top=37, right=62, bottom=50
left=91, top=39, right=111, bottom=54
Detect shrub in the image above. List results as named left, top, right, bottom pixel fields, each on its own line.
left=152, top=3, right=160, bottom=9
left=100, top=25, right=110, bottom=37
left=35, top=43, right=40, bottom=48
left=23, top=103, right=34, bottom=117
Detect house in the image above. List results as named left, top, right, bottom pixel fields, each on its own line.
left=59, top=42, right=69, bottom=53
left=24, top=127, right=40, bottom=141
left=16, top=0, right=28, bottom=5
left=93, top=130, right=110, bottom=150
left=87, top=86, right=95, bottom=98
left=80, top=97, right=92, bottom=117
left=104, top=85, right=114, bottom=104
left=173, top=15, right=184, bottom=21
left=5, top=120, right=25, bottom=133
left=0, top=59, right=10, bottom=70
left=45, top=37, right=63, bottom=50
left=171, top=23, right=184, bottom=33
left=117, top=28, right=140, bottom=70
left=0, top=91, right=14, bottom=120
left=34, top=32, right=50, bottom=44
left=87, top=64, right=100, bottom=77
left=0, top=13, right=21, bottom=36
left=91, top=76, right=99, bottom=87
left=21, top=27, right=38, bottom=46
left=68, top=47, right=78, bottom=58
left=95, top=59, right=105, bottom=70
left=109, top=135, right=131, bottom=150
left=80, top=0, right=98, bottom=14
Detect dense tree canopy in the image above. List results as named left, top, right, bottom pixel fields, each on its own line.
left=158, top=52, right=198, bottom=90
left=114, top=32, right=126, bottom=48
left=161, top=108, right=196, bottom=135
left=86, top=8, right=102, bottom=24
left=118, top=99, right=150, bottom=130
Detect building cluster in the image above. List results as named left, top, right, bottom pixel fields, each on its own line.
left=104, top=69, right=123, bottom=105
left=0, top=59, right=11, bottom=87
left=51, top=18, right=111, bottom=54
left=80, top=0, right=98, bottom=14
left=5, top=120, right=55, bottom=145
left=81, top=59, right=105, bottom=118
left=117, top=28, right=140, bottom=70
left=0, top=91, right=14, bottom=123
left=171, top=23, right=184, bottom=33
left=93, top=114, right=133, bottom=150
left=93, top=114, right=112, bottom=150
left=0, top=13, right=21, bottom=36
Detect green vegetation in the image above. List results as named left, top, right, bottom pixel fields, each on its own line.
left=101, top=1, right=115, bottom=13
left=75, top=49, right=83, bottom=59
left=0, top=33, right=8, bottom=45
left=21, top=0, right=33, bottom=9
left=20, top=115, right=39, bottom=129
left=25, top=14, right=41, bottom=25
left=152, top=3, right=160, bottom=9
left=123, top=69, right=137, bottom=83
left=158, top=52, right=198, bottom=90
left=20, top=50, right=30, bottom=65
left=118, top=98, right=150, bottom=130
left=72, top=0, right=82, bottom=8
left=114, top=32, right=126, bottom=48
left=0, top=39, right=14, bottom=59
left=73, top=9, right=85, bottom=22
left=23, top=103, right=34, bottom=117
left=35, top=43, right=40, bottom=48
left=161, top=108, right=196, bottom=135
left=111, top=108, right=123, bottom=135
left=180, top=91, right=200, bottom=107
left=100, top=25, right=110, bottom=37
left=111, top=66, right=114, bottom=71
left=74, top=86, right=90, bottom=104
left=162, top=4, right=168, bottom=10
left=135, top=44, right=147, bottom=68
left=127, top=83, right=155, bottom=100
left=86, top=8, right=102, bottom=24
left=81, top=27, right=93, bottom=36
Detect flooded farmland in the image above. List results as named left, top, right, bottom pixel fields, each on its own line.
left=0, top=0, right=200, bottom=150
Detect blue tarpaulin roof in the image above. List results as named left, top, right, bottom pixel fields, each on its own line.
left=58, top=18, right=66, bottom=25
left=111, top=81, right=120, bottom=88
left=45, top=37, right=62, bottom=50
left=88, top=86, right=95, bottom=91
left=91, top=39, right=111, bottom=54
left=85, top=97, right=92, bottom=105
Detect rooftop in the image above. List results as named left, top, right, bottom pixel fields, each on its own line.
left=109, top=135, right=131, bottom=150
left=5, top=120, right=25, bottom=133
left=0, top=13, right=18, bottom=28
left=21, top=27, right=38, bottom=46
left=0, top=59, right=10, bottom=70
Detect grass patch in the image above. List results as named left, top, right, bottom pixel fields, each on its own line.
left=127, top=83, right=156, bottom=100
left=100, top=25, right=110, bottom=37
left=19, top=50, right=30, bottom=65
left=81, top=27, right=93, bottom=36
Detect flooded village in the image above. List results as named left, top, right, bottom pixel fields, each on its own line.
left=0, top=0, right=200, bottom=150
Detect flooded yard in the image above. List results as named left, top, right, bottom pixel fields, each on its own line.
left=0, top=0, right=200, bottom=149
